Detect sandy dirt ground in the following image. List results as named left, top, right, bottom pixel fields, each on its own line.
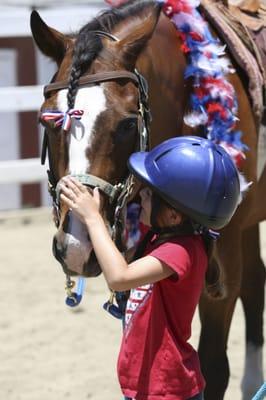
left=0, top=208, right=265, bottom=400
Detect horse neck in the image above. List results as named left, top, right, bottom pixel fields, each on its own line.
left=137, top=13, right=192, bottom=148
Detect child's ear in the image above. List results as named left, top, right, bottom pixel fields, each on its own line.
left=169, top=209, right=182, bottom=226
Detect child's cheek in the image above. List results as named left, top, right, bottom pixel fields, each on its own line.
left=140, top=201, right=152, bottom=226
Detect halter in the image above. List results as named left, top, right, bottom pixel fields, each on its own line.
left=40, top=31, right=151, bottom=309
left=42, top=68, right=150, bottom=234
left=41, top=31, right=151, bottom=249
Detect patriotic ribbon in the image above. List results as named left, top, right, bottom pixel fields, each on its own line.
left=40, top=109, right=84, bottom=132
left=105, top=0, right=126, bottom=5
left=161, top=0, right=245, bottom=150
left=105, top=0, right=247, bottom=155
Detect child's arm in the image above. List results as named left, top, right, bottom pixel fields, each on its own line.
left=60, top=177, right=174, bottom=291
left=86, top=214, right=173, bottom=290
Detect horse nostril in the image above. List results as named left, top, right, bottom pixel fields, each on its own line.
left=52, top=237, right=66, bottom=263
left=52, top=237, right=60, bottom=261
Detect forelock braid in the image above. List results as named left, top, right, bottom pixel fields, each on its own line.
left=66, top=1, right=154, bottom=109
left=67, top=65, right=82, bottom=110
left=67, top=26, right=104, bottom=110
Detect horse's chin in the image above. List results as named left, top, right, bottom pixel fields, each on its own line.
left=60, top=251, right=102, bottom=278
left=82, top=251, right=102, bottom=277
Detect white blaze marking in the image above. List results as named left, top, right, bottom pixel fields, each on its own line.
left=57, top=86, right=106, bottom=174
left=56, top=86, right=107, bottom=272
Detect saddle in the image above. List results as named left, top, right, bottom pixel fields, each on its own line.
left=200, top=0, right=266, bottom=178
left=227, top=0, right=266, bottom=77
left=201, top=0, right=266, bottom=122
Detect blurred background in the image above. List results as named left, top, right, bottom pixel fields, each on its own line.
left=0, top=2, right=265, bottom=400
left=0, top=0, right=105, bottom=211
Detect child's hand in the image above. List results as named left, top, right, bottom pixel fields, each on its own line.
left=60, top=176, right=101, bottom=225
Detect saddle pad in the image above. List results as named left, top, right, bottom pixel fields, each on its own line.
left=201, top=0, right=264, bottom=119
left=226, top=4, right=266, bottom=79
left=201, top=0, right=266, bottom=178
left=258, top=122, right=266, bottom=179
left=228, top=4, right=266, bottom=31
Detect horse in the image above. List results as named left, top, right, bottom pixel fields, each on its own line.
left=30, top=1, right=266, bottom=399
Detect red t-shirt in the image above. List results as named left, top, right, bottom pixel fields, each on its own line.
left=117, top=234, right=207, bottom=400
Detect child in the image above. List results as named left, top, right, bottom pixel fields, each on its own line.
left=60, top=136, right=240, bottom=400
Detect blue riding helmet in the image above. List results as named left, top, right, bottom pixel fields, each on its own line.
left=128, top=136, right=240, bottom=229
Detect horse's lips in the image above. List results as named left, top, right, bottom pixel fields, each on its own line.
left=59, top=251, right=102, bottom=278
left=82, top=251, right=102, bottom=277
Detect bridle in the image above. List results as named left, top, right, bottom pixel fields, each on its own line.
left=40, top=31, right=151, bottom=249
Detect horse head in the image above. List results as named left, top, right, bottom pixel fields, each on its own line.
left=30, top=1, right=161, bottom=277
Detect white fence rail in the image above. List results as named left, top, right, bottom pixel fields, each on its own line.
left=0, top=85, right=45, bottom=185
left=0, top=3, right=104, bottom=189
left=0, top=158, right=47, bottom=184
left=0, top=85, right=43, bottom=112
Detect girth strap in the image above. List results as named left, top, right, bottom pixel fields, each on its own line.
left=56, top=174, right=123, bottom=204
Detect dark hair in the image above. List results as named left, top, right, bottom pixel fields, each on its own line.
left=134, top=192, right=225, bottom=299
left=67, top=0, right=156, bottom=109
left=201, top=235, right=225, bottom=299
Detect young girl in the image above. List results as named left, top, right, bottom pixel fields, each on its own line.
left=60, top=136, right=240, bottom=400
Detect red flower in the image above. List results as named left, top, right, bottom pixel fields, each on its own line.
left=219, top=142, right=246, bottom=169
left=181, top=43, right=190, bottom=54
left=190, top=31, right=203, bottom=41
left=178, top=32, right=186, bottom=41
left=204, top=51, right=212, bottom=59
left=195, top=87, right=207, bottom=99
left=163, top=0, right=192, bottom=17
left=207, top=103, right=227, bottom=120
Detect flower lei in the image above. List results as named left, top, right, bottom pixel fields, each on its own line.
left=106, top=0, right=247, bottom=166
left=158, top=0, right=247, bottom=162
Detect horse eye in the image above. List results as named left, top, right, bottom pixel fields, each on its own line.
left=125, top=119, right=137, bottom=131
left=114, top=117, right=138, bottom=143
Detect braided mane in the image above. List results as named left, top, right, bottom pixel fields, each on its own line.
left=67, top=0, right=155, bottom=109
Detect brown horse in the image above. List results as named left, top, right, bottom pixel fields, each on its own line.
left=30, top=1, right=266, bottom=399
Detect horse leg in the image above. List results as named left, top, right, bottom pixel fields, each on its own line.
left=198, top=229, right=242, bottom=400
left=240, top=223, right=266, bottom=400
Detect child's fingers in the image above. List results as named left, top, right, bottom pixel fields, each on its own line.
left=61, top=177, right=80, bottom=195
left=60, top=183, right=76, bottom=200
left=93, top=187, right=101, bottom=207
left=68, top=176, right=87, bottom=193
left=60, top=193, right=74, bottom=207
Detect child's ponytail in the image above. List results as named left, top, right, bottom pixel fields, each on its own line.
left=202, top=233, right=226, bottom=300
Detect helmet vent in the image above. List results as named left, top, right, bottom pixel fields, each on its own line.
left=154, top=149, right=171, bottom=162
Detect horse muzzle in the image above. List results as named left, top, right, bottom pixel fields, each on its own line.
left=52, top=235, right=102, bottom=278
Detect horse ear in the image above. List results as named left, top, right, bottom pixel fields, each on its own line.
left=30, top=10, right=70, bottom=65
left=114, top=3, right=161, bottom=69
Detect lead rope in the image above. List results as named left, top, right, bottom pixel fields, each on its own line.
left=103, top=72, right=150, bottom=319
left=252, top=382, right=266, bottom=400
left=102, top=174, right=136, bottom=319
left=65, top=275, right=86, bottom=307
